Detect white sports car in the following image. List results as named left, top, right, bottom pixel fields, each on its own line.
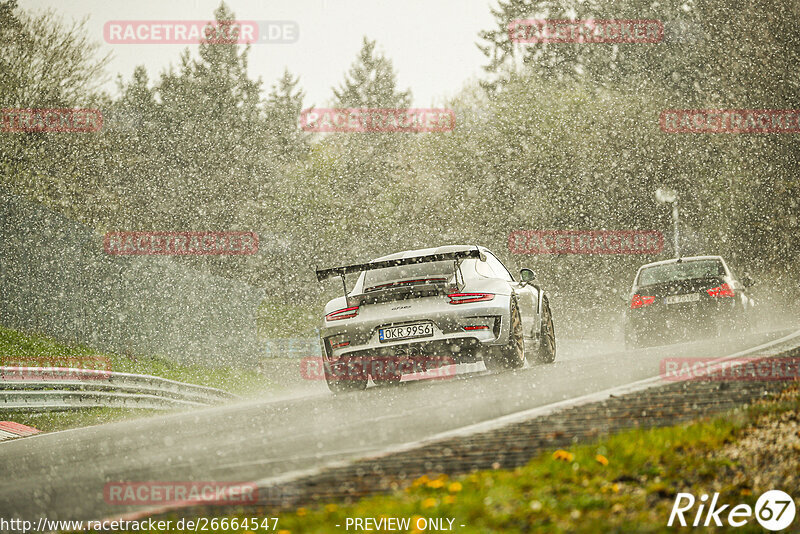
left=315, top=245, right=556, bottom=393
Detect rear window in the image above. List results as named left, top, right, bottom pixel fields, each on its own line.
left=362, top=259, right=477, bottom=291
left=637, top=260, right=725, bottom=287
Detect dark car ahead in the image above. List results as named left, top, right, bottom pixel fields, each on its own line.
left=624, top=255, right=755, bottom=348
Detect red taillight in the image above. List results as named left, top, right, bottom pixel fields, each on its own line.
left=447, top=293, right=495, bottom=304
left=707, top=283, right=734, bottom=298
left=331, top=341, right=350, bottom=349
left=630, top=294, right=656, bottom=309
left=325, top=306, right=359, bottom=321
left=463, top=325, right=490, bottom=331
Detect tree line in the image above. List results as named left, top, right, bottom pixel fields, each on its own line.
left=1, top=0, right=798, bottom=334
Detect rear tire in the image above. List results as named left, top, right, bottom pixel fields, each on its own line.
left=373, top=376, right=401, bottom=387
left=533, top=297, right=556, bottom=364
left=484, top=298, right=526, bottom=371
left=370, top=358, right=402, bottom=387
left=324, top=358, right=368, bottom=393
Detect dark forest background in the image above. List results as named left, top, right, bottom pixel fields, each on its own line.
left=2, top=0, right=798, bottom=337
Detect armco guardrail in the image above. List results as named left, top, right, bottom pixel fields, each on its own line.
left=0, top=367, right=238, bottom=411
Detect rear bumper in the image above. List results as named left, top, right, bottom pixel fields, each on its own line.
left=625, top=298, right=739, bottom=343
left=320, top=295, right=512, bottom=361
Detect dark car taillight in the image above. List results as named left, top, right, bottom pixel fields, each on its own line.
left=707, top=283, right=734, bottom=298
left=325, top=306, right=359, bottom=321
left=630, top=294, right=656, bottom=309
left=447, top=293, right=495, bottom=304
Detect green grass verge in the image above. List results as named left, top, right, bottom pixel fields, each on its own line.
left=0, top=325, right=275, bottom=395
left=139, top=386, right=799, bottom=534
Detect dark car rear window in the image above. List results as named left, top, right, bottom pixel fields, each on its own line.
left=637, top=260, right=725, bottom=287
left=362, top=259, right=478, bottom=291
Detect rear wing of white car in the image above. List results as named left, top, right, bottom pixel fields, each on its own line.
left=315, top=247, right=484, bottom=304
left=315, top=247, right=483, bottom=282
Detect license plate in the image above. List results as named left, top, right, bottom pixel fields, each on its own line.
left=379, top=323, right=434, bottom=342
left=665, top=293, right=701, bottom=305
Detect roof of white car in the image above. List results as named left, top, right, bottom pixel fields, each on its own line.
left=371, top=245, right=486, bottom=262
left=638, top=255, right=725, bottom=270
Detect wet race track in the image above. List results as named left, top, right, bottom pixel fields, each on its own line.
left=0, top=328, right=791, bottom=523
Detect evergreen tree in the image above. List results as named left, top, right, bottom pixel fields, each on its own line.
left=265, top=68, right=309, bottom=163
left=147, top=2, right=270, bottom=231
left=333, top=37, right=411, bottom=108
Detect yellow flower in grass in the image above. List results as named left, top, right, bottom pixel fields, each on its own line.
left=552, top=449, right=574, bottom=462
left=443, top=495, right=456, bottom=504
left=601, top=483, right=620, bottom=494
left=325, top=503, right=338, bottom=513
left=422, top=497, right=437, bottom=509
left=595, top=454, right=609, bottom=466
left=295, top=507, right=307, bottom=517
left=411, top=515, right=424, bottom=533
left=413, top=474, right=430, bottom=487
left=426, top=479, right=445, bottom=489
left=278, top=531, right=291, bottom=534
left=448, top=482, right=463, bottom=493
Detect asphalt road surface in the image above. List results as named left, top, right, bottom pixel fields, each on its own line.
left=0, top=329, right=791, bottom=523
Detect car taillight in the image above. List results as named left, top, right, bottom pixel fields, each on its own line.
left=325, top=306, right=359, bottom=321
left=463, top=325, right=490, bottom=331
left=630, top=294, right=656, bottom=309
left=447, top=293, right=495, bottom=304
left=707, top=283, right=734, bottom=298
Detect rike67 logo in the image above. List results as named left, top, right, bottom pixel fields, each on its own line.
left=668, top=490, right=796, bottom=530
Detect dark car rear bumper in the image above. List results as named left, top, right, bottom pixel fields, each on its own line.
left=625, top=298, right=739, bottom=345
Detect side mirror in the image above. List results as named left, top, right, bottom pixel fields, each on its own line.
left=519, top=268, right=536, bottom=283
left=742, top=274, right=755, bottom=288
